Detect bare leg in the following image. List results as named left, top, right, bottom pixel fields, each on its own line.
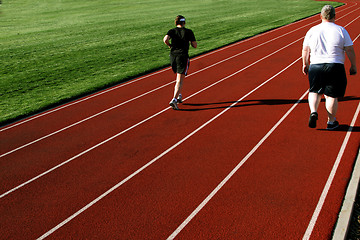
left=308, top=92, right=321, bottom=128
left=173, top=73, right=185, bottom=99
left=325, top=95, right=338, bottom=122
left=308, top=92, right=321, bottom=113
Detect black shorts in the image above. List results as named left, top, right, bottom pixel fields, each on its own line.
left=170, top=54, right=190, bottom=75
left=308, top=63, right=347, bottom=98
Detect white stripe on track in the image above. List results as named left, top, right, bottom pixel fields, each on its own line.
left=3, top=5, right=360, bottom=158
left=3, top=4, right=360, bottom=159
left=355, top=33, right=360, bottom=42
left=167, top=88, right=308, bottom=240
left=37, top=5, right=360, bottom=239
left=0, top=22, right=313, bottom=157
left=302, top=102, right=360, bottom=240
left=37, top=57, right=302, bottom=240
left=302, top=27, right=360, bottom=240
left=0, top=37, right=303, bottom=199
left=0, top=32, right=300, bottom=157
left=2, top=2, right=356, bottom=133
left=0, top=17, right=322, bottom=158
left=169, top=9, right=360, bottom=239
left=0, top=3, right=357, bottom=195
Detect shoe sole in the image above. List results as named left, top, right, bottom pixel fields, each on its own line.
left=327, top=121, right=339, bottom=130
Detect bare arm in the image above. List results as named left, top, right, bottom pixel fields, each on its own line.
left=302, top=45, right=310, bottom=75
left=163, top=35, right=171, bottom=48
left=191, top=41, right=197, bottom=48
left=345, top=45, right=357, bottom=75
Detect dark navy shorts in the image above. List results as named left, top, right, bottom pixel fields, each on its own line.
left=170, top=54, right=190, bottom=75
left=308, top=63, right=347, bottom=98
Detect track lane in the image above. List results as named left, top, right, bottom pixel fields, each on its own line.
left=1, top=2, right=357, bottom=154
left=0, top=43, right=306, bottom=239
left=39, top=57, right=310, bottom=240
left=1, top=32, right=311, bottom=239
left=0, top=2, right=359, bottom=239
left=1, top=5, right=358, bottom=194
left=0, top=16, right=318, bottom=197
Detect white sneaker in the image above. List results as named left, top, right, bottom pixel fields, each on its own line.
left=169, top=99, right=178, bottom=110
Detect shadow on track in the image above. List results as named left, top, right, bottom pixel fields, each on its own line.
left=179, top=96, right=359, bottom=112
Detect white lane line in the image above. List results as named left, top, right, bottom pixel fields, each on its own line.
left=0, top=30, right=303, bottom=158
left=0, top=21, right=314, bottom=157
left=167, top=90, right=308, bottom=240
left=3, top=4, right=359, bottom=159
left=3, top=5, right=360, bottom=157
left=0, top=31, right=302, bottom=157
left=355, top=33, right=360, bottom=42
left=0, top=67, right=169, bottom=133
left=302, top=23, right=360, bottom=240
left=302, top=102, right=360, bottom=240
left=168, top=9, right=360, bottom=239
left=332, top=142, right=360, bottom=239
left=0, top=33, right=296, bottom=157
left=37, top=57, right=302, bottom=240
left=0, top=37, right=303, bottom=199
left=36, top=5, right=360, bottom=239
left=2, top=2, right=347, bottom=133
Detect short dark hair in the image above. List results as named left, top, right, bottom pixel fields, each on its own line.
left=175, top=15, right=186, bottom=25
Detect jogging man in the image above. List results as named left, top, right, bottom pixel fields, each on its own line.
left=302, top=5, right=357, bottom=130
left=163, top=15, right=197, bottom=110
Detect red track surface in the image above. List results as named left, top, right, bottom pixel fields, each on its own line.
left=1, top=1, right=360, bottom=239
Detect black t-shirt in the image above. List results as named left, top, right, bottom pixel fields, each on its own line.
left=167, top=27, right=196, bottom=56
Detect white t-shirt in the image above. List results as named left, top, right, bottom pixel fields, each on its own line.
left=303, top=22, right=353, bottom=64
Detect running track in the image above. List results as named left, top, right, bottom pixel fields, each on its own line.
left=1, top=1, right=360, bottom=239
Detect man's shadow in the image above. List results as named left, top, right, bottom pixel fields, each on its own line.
left=180, top=95, right=359, bottom=111
left=317, top=125, right=360, bottom=132
left=180, top=99, right=308, bottom=111
left=179, top=96, right=360, bottom=132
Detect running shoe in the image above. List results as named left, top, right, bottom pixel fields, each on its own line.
left=169, top=99, right=178, bottom=110
left=177, top=94, right=183, bottom=103
left=308, top=112, right=318, bottom=128
left=327, top=121, right=339, bottom=130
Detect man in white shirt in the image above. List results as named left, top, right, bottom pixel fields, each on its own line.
left=302, top=5, right=357, bottom=130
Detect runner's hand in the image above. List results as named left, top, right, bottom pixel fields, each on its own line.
left=350, top=66, right=357, bottom=75
left=302, top=65, right=309, bottom=75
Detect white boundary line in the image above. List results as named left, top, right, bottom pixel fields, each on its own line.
left=0, top=32, right=301, bottom=157
left=1, top=25, right=312, bottom=157
left=2, top=3, right=357, bottom=239
left=167, top=14, right=360, bottom=237
left=302, top=102, right=360, bottom=240
left=3, top=5, right=359, bottom=158
left=303, top=24, right=360, bottom=239
left=1, top=2, right=355, bottom=133
left=0, top=37, right=303, bottom=199
left=36, top=3, right=360, bottom=239
left=0, top=12, right=342, bottom=157
left=2, top=0, right=359, bottom=200
left=167, top=88, right=308, bottom=240
left=169, top=9, right=360, bottom=239
left=332, top=144, right=360, bottom=240
left=37, top=57, right=302, bottom=240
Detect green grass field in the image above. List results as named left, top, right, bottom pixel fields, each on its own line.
left=0, top=0, right=342, bottom=125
